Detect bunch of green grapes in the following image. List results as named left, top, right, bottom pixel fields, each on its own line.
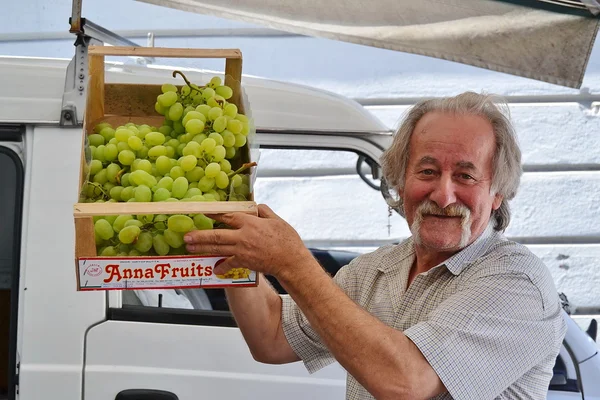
left=82, top=72, right=255, bottom=266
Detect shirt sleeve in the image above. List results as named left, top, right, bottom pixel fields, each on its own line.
left=404, top=269, right=565, bottom=400
left=280, top=262, right=355, bottom=374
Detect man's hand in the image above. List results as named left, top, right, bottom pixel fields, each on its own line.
left=183, top=204, right=315, bottom=278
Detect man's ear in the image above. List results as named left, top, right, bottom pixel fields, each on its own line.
left=492, top=193, right=503, bottom=211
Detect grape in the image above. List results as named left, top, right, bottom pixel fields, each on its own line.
left=185, top=166, right=204, bottom=182
left=193, top=214, right=214, bottom=230
left=158, top=91, right=178, bottom=108
left=135, top=159, right=153, bottom=174
left=130, top=170, right=157, bottom=187
left=93, top=169, right=108, bottom=185
left=134, top=232, right=153, bottom=253
left=207, top=107, right=222, bottom=121
left=227, top=119, right=243, bottom=134
left=94, top=219, right=114, bottom=240
left=90, top=159, right=103, bottom=176
left=153, top=187, right=171, bottom=202
left=204, top=162, right=221, bottom=178
left=147, top=145, right=167, bottom=159
left=198, top=176, right=215, bottom=192
left=213, top=116, right=228, bottom=133
left=124, top=219, right=144, bottom=228
left=127, top=135, right=143, bottom=151
left=118, top=150, right=135, bottom=165
left=215, top=171, right=229, bottom=189
left=180, top=155, right=197, bottom=172
left=185, top=119, right=205, bottom=135
left=172, top=177, right=189, bottom=199
left=113, top=215, right=133, bottom=233
left=170, top=166, right=185, bottom=180
left=99, top=127, right=116, bottom=141
left=162, top=83, right=177, bottom=93
left=222, top=130, right=236, bottom=147
left=167, top=215, right=195, bottom=233
left=225, top=146, right=236, bottom=159
left=159, top=125, right=173, bottom=136
left=234, top=134, right=247, bottom=148
left=145, top=131, right=166, bottom=146
left=106, top=163, right=121, bottom=183
left=196, top=104, right=211, bottom=117
left=120, top=186, right=134, bottom=201
left=211, top=146, right=226, bottom=162
left=104, top=143, right=118, bottom=161
left=156, top=176, right=174, bottom=191
left=110, top=186, right=124, bottom=201
left=223, top=103, right=238, bottom=118
left=168, top=103, right=184, bottom=121
left=182, top=111, right=206, bottom=126
left=202, top=87, right=216, bottom=100
left=219, top=159, right=232, bottom=173
left=100, top=246, right=117, bottom=256
left=89, top=134, right=105, bottom=147
left=201, top=138, right=217, bottom=153
left=163, top=229, right=184, bottom=248
left=209, top=77, right=222, bottom=88
left=134, top=185, right=152, bottom=202
left=215, top=85, right=233, bottom=99
left=231, top=174, right=243, bottom=188
left=115, top=128, right=133, bottom=142
left=152, top=234, right=170, bottom=256
left=184, top=188, right=203, bottom=198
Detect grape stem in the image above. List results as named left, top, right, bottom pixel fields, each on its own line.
left=173, top=70, right=205, bottom=93
left=227, top=162, right=257, bottom=178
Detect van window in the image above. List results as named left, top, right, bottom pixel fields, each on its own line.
left=0, top=141, right=24, bottom=399
left=113, top=147, right=404, bottom=325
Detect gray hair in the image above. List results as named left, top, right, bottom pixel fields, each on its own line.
left=380, top=92, right=522, bottom=231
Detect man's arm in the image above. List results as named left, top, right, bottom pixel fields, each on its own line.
left=224, top=275, right=299, bottom=364
left=277, top=259, right=446, bottom=400
left=185, top=205, right=445, bottom=399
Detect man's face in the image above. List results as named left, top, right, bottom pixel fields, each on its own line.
left=400, top=111, right=503, bottom=252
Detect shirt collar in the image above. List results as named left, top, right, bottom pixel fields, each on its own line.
left=378, top=222, right=499, bottom=276
left=443, top=222, right=498, bottom=275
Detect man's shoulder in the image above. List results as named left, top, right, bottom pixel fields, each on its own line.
left=466, top=234, right=559, bottom=301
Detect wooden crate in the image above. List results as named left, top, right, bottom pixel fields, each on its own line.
left=74, top=46, right=258, bottom=263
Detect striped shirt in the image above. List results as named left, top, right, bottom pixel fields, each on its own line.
left=281, top=224, right=567, bottom=399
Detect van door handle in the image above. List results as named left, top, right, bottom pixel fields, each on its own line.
left=115, top=389, right=179, bottom=400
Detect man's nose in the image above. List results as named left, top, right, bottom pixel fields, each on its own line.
left=429, top=175, right=457, bottom=209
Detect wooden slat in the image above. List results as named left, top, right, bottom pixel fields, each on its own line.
left=74, top=201, right=258, bottom=217
left=75, top=217, right=97, bottom=258
left=88, top=46, right=242, bottom=59
left=85, top=54, right=105, bottom=133
left=225, top=58, right=243, bottom=113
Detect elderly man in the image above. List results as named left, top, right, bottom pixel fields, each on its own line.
left=184, top=92, right=566, bottom=400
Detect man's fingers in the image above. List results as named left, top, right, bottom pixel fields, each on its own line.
left=184, top=227, right=239, bottom=246
left=257, top=204, right=281, bottom=220
left=205, top=212, right=252, bottom=228
left=185, top=242, right=239, bottom=256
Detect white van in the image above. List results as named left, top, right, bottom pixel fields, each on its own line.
left=0, top=51, right=598, bottom=400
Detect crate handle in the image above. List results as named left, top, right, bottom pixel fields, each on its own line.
left=88, top=46, right=242, bottom=59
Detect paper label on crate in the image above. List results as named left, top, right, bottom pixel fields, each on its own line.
left=77, top=256, right=257, bottom=291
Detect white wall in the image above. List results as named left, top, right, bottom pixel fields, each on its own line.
left=1, top=0, right=599, bottom=313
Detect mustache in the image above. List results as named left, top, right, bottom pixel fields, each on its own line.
left=416, top=201, right=470, bottom=219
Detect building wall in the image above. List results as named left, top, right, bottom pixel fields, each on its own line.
left=1, top=0, right=599, bottom=314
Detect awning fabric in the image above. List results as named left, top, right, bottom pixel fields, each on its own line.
left=137, top=0, right=600, bottom=88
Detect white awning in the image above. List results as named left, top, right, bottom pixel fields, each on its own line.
left=137, top=0, right=600, bottom=88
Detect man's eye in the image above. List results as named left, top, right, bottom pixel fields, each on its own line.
left=420, top=169, right=435, bottom=176
left=460, top=173, right=474, bottom=180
